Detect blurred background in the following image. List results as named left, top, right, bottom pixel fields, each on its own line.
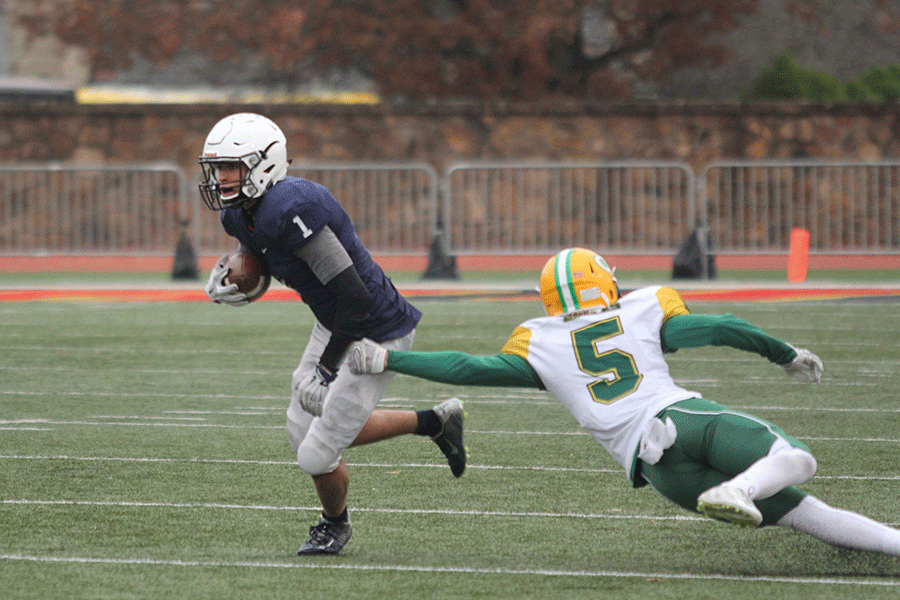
left=1, top=0, right=899, bottom=280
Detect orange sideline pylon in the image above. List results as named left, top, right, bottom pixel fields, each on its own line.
left=787, top=228, right=810, bottom=283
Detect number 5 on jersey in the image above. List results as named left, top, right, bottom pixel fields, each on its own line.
left=572, top=317, right=642, bottom=404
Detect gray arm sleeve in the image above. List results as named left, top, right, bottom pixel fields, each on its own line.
left=292, top=225, right=353, bottom=284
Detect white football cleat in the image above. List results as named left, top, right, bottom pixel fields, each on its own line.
left=697, top=483, right=763, bottom=528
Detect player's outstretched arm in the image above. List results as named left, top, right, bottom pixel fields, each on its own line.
left=661, top=313, right=822, bottom=382
left=348, top=340, right=542, bottom=388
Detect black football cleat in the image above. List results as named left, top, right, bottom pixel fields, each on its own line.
left=297, top=518, right=353, bottom=555
left=432, top=398, right=467, bottom=478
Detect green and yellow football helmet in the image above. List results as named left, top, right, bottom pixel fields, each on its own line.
left=539, top=248, right=619, bottom=316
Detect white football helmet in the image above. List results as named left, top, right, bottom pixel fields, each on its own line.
left=199, top=113, right=289, bottom=209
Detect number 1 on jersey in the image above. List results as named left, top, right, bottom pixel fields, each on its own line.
left=571, top=317, right=643, bottom=404
left=293, top=215, right=313, bottom=238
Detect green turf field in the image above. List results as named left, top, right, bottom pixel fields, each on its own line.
left=1, top=266, right=899, bottom=288
left=2, top=296, right=900, bottom=599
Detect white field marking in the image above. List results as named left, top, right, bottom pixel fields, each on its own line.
left=0, top=390, right=286, bottom=401
left=735, top=405, right=900, bottom=413
left=89, top=415, right=207, bottom=421
left=4, top=419, right=900, bottom=445
left=3, top=386, right=895, bottom=407
left=0, top=427, right=51, bottom=431
left=162, top=411, right=272, bottom=416
left=1, top=554, right=900, bottom=587
left=0, top=454, right=292, bottom=466
left=676, top=381, right=881, bottom=388
left=3, top=358, right=900, bottom=375
left=669, top=356, right=900, bottom=366
left=802, top=436, right=900, bottom=443
left=0, top=418, right=584, bottom=435
left=0, top=454, right=617, bottom=473
left=0, top=419, right=281, bottom=430
left=5, top=340, right=900, bottom=362
left=0, top=388, right=545, bottom=403
left=3, top=455, right=900, bottom=482
left=0, top=344, right=291, bottom=356
left=470, top=429, right=900, bottom=445
left=0, top=365, right=273, bottom=376
left=0, top=498, right=702, bottom=522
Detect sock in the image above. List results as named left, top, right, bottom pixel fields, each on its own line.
left=415, top=409, right=442, bottom=437
left=727, top=445, right=817, bottom=501
left=323, top=507, right=349, bottom=524
left=778, top=495, right=900, bottom=556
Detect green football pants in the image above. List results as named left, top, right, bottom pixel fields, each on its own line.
left=640, top=398, right=809, bottom=526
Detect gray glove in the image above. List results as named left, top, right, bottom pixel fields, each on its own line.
left=782, top=346, right=823, bottom=383
left=347, top=339, right=388, bottom=374
left=292, top=364, right=337, bottom=417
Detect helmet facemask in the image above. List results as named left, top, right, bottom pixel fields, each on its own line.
left=199, top=152, right=266, bottom=210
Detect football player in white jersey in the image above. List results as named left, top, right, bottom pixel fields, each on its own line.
left=347, top=247, right=900, bottom=557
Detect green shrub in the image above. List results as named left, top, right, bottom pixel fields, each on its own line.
left=845, top=80, right=879, bottom=101
left=743, top=53, right=900, bottom=102
left=860, top=67, right=900, bottom=100
left=742, top=54, right=807, bottom=100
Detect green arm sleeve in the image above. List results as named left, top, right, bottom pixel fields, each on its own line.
left=387, top=351, right=544, bottom=389
left=660, top=313, right=797, bottom=365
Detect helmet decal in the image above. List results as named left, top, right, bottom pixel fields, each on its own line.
left=554, top=248, right=579, bottom=313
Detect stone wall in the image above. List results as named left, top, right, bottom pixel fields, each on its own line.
left=3, top=101, right=899, bottom=177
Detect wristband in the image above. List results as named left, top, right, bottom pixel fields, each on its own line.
left=316, top=363, right=338, bottom=384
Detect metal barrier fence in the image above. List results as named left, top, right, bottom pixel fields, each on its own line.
left=444, top=161, right=695, bottom=255
left=701, top=160, right=900, bottom=253
left=197, top=163, right=439, bottom=256
left=0, top=163, right=187, bottom=254
left=1, top=160, right=898, bottom=259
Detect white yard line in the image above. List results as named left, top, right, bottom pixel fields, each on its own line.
left=0, top=553, right=898, bottom=587
left=2, top=454, right=899, bottom=481
left=4, top=418, right=900, bottom=444
left=0, top=498, right=701, bottom=522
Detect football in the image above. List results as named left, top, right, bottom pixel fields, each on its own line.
left=223, top=252, right=271, bottom=302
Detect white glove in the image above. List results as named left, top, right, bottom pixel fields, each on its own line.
left=782, top=346, right=823, bottom=383
left=637, top=416, right=677, bottom=465
left=293, top=364, right=337, bottom=417
left=347, top=339, right=388, bottom=374
left=205, top=254, right=249, bottom=306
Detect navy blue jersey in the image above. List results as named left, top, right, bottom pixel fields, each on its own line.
left=220, top=176, right=421, bottom=342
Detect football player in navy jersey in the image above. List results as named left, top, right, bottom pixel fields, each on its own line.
left=199, top=113, right=466, bottom=555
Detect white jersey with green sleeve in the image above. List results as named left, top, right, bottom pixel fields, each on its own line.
left=500, top=285, right=700, bottom=479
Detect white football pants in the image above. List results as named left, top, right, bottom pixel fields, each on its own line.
left=287, top=322, right=415, bottom=475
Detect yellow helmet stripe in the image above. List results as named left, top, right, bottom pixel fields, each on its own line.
left=554, top=248, right=579, bottom=313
